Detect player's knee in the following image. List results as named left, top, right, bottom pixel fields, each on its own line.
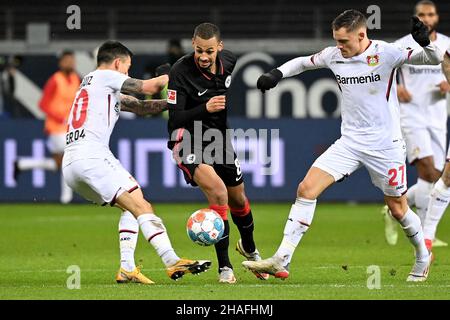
left=134, top=199, right=153, bottom=214
left=209, top=187, right=228, bottom=206
left=297, top=180, right=317, bottom=200
left=419, top=169, right=440, bottom=183
left=386, top=199, right=407, bottom=219
left=417, top=161, right=440, bottom=183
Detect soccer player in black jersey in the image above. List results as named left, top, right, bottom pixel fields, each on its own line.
left=167, top=23, right=268, bottom=283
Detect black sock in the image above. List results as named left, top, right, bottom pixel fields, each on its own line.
left=214, top=220, right=232, bottom=271
left=231, top=211, right=256, bottom=253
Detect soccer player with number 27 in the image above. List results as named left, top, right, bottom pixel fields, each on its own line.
left=243, top=10, right=444, bottom=282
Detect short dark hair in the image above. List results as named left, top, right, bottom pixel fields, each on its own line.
left=415, top=0, right=437, bottom=13
left=58, top=49, right=74, bottom=61
left=332, top=9, right=367, bottom=32
left=97, top=41, right=133, bottom=66
left=193, top=23, right=221, bottom=41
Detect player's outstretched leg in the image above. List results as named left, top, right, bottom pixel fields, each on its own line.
left=227, top=184, right=268, bottom=280
left=242, top=167, right=334, bottom=279
left=386, top=195, right=431, bottom=282
left=115, top=189, right=211, bottom=282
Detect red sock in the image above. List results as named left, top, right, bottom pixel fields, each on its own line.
left=209, top=204, right=228, bottom=220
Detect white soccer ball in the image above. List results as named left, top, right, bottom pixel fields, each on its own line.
left=186, top=209, right=224, bottom=246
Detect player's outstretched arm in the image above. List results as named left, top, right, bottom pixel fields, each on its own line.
left=120, top=94, right=167, bottom=116
left=406, top=17, right=443, bottom=66
left=121, top=75, right=169, bottom=95
left=256, top=49, right=330, bottom=93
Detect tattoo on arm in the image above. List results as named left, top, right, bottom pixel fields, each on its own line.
left=120, top=94, right=168, bottom=116
left=121, top=78, right=144, bottom=94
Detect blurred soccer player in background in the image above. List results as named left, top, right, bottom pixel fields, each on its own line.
left=382, top=0, right=450, bottom=249
left=14, top=50, right=80, bottom=204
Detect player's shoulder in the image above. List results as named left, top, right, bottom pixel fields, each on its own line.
left=90, top=69, right=124, bottom=79
left=436, top=32, right=450, bottom=46
left=374, top=40, right=406, bottom=57
left=220, top=49, right=237, bottom=66
left=394, top=34, right=414, bottom=47
left=313, top=46, right=340, bottom=62
left=437, top=32, right=450, bottom=40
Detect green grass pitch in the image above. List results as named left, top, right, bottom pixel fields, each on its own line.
left=0, top=203, right=449, bottom=300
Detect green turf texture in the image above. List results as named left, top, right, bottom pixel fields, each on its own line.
left=0, top=203, right=449, bottom=300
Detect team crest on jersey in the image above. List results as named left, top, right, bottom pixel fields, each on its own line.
left=225, top=75, right=232, bottom=88
left=367, top=54, right=379, bottom=66
left=167, top=89, right=177, bottom=104
left=114, top=102, right=120, bottom=114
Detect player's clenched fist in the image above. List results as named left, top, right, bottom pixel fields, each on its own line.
left=256, top=68, right=283, bottom=93
left=206, top=95, right=226, bottom=113
left=411, top=16, right=430, bottom=47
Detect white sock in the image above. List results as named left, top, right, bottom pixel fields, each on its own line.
left=406, top=183, right=417, bottom=207
left=275, top=197, right=316, bottom=267
left=398, top=208, right=429, bottom=260
left=414, top=178, right=434, bottom=225
left=119, top=211, right=139, bottom=272
left=137, top=213, right=180, bottom=267
left=60, top=172, right=73, bottom=204
left=423, top=178, right=450, bottom=240
left=17, top=158, right=57, bottom=171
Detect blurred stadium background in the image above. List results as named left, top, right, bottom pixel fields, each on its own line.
left=1, top=0, right=450, bottom=203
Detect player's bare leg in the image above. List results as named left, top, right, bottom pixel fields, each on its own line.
left=228, top=183, right=269, bottom=280
left=115, top=189, right=211, bottom=281
left=385, top=195, right=431, bottom=282
left=193, top=164, right=236, bottom=283
left=242, top=166, right=335, bottom=279
left=423, top=162, right=450, bottom=252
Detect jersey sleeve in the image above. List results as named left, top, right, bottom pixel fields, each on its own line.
left=388, top=42, right=442, bottom=68
left=277, top=46, right=334, bottom=78
left=104, top=70, right=130, bottom=92
left=167, top=67, right=208, bottom=129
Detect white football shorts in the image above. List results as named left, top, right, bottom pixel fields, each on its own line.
left=62, top=155, right=139, bottom=206
left=312, top=138, right=408, bottom=197
left=401, top=126, right=446, bottom=171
